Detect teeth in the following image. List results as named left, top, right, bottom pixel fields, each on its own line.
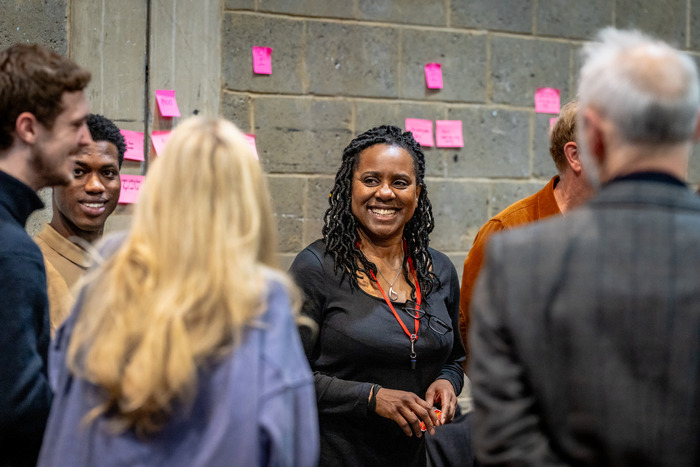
left=372, top=208, right=396, bottom=215
left=83, top=203, right=105, bottom=208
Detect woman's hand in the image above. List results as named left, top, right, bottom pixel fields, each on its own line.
left=373, top=387, right=439, bottom=437
left=425, top=379, right=457, bottom=425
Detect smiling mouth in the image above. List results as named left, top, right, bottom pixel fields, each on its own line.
left=370, top=207, right=398, bottom=217
left=79, top=201, right=110, bottom=215
left=81, top=202, right=107, bottom=209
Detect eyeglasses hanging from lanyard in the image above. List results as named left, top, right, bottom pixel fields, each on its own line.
left=370, top=255, right=422, bottom=370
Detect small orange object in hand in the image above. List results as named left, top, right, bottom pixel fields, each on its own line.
left=419, top=408, right=442, bottom=432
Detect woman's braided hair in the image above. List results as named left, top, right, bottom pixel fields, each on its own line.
left=322, top=125, right=437, bottom=298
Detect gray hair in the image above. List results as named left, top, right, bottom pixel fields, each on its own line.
left=578, top=28, right=700, bottom=144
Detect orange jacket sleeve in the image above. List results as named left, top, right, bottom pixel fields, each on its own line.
left=459, top=219, right=506, bottom=367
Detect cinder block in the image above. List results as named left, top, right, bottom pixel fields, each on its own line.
left=267, top=175, right=305, bottom=253
left=267, top=175, right=305, bottom=218
left=104, top=206, right=135, bottom=235
left=537, top=0, right=612, bottom=40
left=692, top=0, right=700, bottom=49
left=278, top=253, right=297, bottom=271
left=355, top=100, right=403, bottom=130
left=615, top=0, right=686, bottom=46
left=220, top=92, right=252, bottom=132
left=358, top=0, right=447, bottom=26
left=222, top=13, right=305, bottom=94
left=422, top=147, right=446, bottom=179
left=399, top=30, right=487, bottom=103
left=259, top=0, right=355, bottom=18
left=491, top=36, right=571, bottom=107
left=306, top=22, right=399, bottom=98
left=302, top=174, right=326, bottom=246
left=254, top=97, right=352, bottom=174
left=303, top=218, right=325, bottom=246
left=450, top=0, right=533, bottom=34
left=26, top=189, right=52, bottom=237
left=0, top=0, right=67, bottom=53
left=354, top=101, right=446, bottom=177
left=533, top=113, right=558, bottom=179
left=689, top=143, right=700, bottom=185
left=276, top=216, right=304, bottom=253
left=306, top=176, right=335, bottom=221
left=446, top=253, right=467, bottom=284
left=446, top=107, right=531, bottom=178
left=224, top=0, right=255, bottom=10
left=427, top=180, right=490, bottom=252
left=572, top=43, right=584, bottom=91
left=489, top=181, right=549, bottom=218
left=149, top=0, right=221, bottom=119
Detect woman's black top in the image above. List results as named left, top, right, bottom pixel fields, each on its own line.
left=289, top=239, right=465, bottom=467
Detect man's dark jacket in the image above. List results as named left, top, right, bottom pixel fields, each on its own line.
left=0, top=170, right=52, bottom=465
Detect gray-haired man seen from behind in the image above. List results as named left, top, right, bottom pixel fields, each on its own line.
left=470, top=28, right=700, bottom=465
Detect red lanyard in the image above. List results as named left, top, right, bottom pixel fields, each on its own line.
left=369, top=256, right=422, bottom=369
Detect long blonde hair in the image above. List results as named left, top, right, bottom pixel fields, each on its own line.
left=67, top=117, right=282, bottom=435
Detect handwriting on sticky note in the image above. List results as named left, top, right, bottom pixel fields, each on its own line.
left=405, top=118, right=434, bottom=147
left=436, top=120, right=464, bottom=148
left=118, top=175, right=145, bottom=204
left=151, top=131, right=172, bottom=156
left=534, top=87, right=561, bottom=114
left=243, top=134, right=259, bottom=159
left=155, top=90, right=181, bottom=118
left=425, top=63, right=443, bottom=89
left=252, top=46, right=272, bottom=75
left=119, top=130, right=145, bottom=162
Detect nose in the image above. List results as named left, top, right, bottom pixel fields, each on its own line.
left=78, top=121, right=93, bottom=147
left=376, top=182, right=395, bottom=200
left=84, top=173, right=105, bottom=194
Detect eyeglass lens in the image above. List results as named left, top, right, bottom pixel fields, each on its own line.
left=403, top=301, right=451, bottom=335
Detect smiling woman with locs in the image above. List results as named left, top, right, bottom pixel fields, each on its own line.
left=289, top=125, right=465, bottom=467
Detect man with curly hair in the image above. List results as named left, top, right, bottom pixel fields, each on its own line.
left=35, top=113, right=125, bottom=334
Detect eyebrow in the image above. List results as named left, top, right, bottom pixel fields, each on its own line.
left=358, top=170, right=413, bottom=178
left=70, top=113, right=89, bottom=126
left=74, top=160, right=119, bottom=170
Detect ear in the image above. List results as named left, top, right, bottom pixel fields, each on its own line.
left=563, top=142, right=582, bottom=174
left=14, top=112, right=39, bottom=145
left=582, top=107, right=606, bottom=164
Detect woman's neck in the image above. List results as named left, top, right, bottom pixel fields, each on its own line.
left=357, top=231, right=403, bottom=264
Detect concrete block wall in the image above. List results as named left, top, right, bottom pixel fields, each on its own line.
left=220, top=1, right=700, bottom=273
left=3, top=0, right=700, bottom=276
left=1, top=0, right=222, bottom=237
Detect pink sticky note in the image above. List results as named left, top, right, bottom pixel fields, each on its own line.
left=243, top=134, right=259, bottom=159
left=549, top=117, right=558, bottom=129
left=435, top=120, right=464, bottom=148
left=119, top=130, right=145, bottom=162
left=405, top=118, right=434, bottom=147
left=424, top=63, right=443, bottom=89
left=151, top=131, right=172, bottom=156
left=118, top=175, right=145, bottom=204
left=534, top=87, right=561, bottom=114
left=252, top=46, right=272, bottom=75
left=155, top=90, right=181, bottom=118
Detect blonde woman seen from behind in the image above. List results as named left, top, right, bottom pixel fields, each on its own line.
left=38, top=117, right=319, bottom=467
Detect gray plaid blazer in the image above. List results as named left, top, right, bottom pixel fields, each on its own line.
left=469, top=178, right=700, bottom=466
